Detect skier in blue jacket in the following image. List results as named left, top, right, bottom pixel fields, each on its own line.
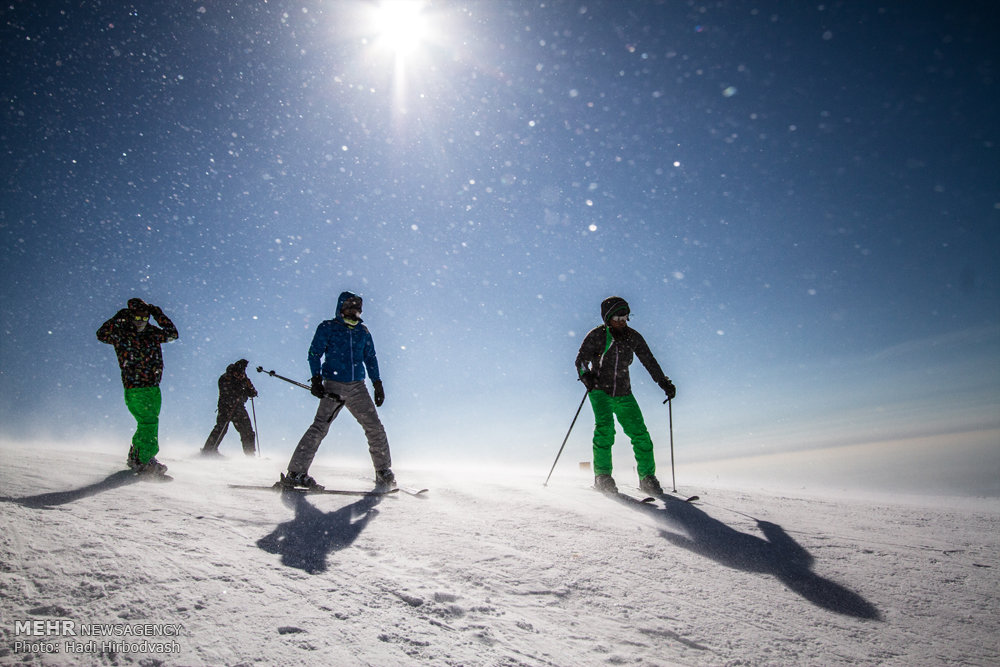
left=279, top=291, right=394, bottom=491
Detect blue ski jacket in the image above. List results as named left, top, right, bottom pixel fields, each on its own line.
left=307, top=292, right=381, bottom=382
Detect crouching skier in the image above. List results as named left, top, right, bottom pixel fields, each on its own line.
left=202, top=359, right=258, bottom=457
left=278, top=291, right=395, bottom=492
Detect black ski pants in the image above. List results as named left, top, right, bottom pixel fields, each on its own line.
left=203, top=405, right=255, bottom=456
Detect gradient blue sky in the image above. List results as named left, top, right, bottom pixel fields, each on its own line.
left=2, top=2, right=997, bottom=479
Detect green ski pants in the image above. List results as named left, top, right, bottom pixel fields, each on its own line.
left=588, top=390, right=656, bottom=478
left=124, top=386, right=162, bottom=464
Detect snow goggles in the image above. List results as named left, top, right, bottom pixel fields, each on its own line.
left=606, top=303, right=630, bottom=323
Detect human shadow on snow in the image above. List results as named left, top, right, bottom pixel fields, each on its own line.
left=618, top=494, right=882, bottom=620
left=2, top=470, right=139, bottom=509
left=256, top=491, right=383, bottom=575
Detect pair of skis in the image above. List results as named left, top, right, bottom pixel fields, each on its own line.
left=244, top=367, right=428, bottom=497
left=610, top=489, right=700, bottom=505
left=229, top=484, right=428, bottom=497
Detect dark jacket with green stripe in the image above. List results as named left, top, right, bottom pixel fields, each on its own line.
left=575, top=325, right=667, bottom=397
left=97, top=309, right=179, bottom=389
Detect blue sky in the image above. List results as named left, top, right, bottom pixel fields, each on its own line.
left=1, top=2, right=997, bottom=479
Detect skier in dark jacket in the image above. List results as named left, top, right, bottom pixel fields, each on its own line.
left=575, top=296, right=676, bottom=495
left=202, top=359, right=258, bottom=457
left=97, top=297, right=178, bottom=475
left=279, top=291, right=394, bottom=491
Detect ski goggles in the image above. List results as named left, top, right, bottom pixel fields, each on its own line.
left=606, top=304, right=630, bottom=322
left=132, top=314, right=149, bottom=322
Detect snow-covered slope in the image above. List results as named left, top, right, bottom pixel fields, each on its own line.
left=1, top=444, right=997, bottom=666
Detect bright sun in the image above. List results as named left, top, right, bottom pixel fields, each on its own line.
left=369, top=0, right=430, bottom=58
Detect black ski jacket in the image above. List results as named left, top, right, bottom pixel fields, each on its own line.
left=217, top=362, right=258, bottom=415
left=575, top=325, right=667, bottom=397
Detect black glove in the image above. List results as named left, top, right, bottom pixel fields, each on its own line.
left=147, top=304, right=164, bottom=320
left=580, top=371, right=598, bottom=391
left=659, top=377, right=676, bottom=400
left=310, top=375, right=325, bottom=398
left=373, top=381, right=385, bottom=407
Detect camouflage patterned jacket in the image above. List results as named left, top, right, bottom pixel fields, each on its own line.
left=97, top=309, right=179, bottom=388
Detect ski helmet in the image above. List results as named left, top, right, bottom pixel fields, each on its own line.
left=601, top=296, right=630, bottom=324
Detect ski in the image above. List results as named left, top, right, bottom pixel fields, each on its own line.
left=658, top=492, right=700, bottom=503
left=594, top=488, right=656, bottom=505
left=398, top=486, right=429, bottom=497
left=229, top=484, right=398, bottom=497
left=619, top=492, right=657, bottom=504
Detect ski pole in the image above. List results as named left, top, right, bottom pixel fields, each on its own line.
left=664, top=397, right=677, bottom=493
left=255, top=366, right=342, bottom=402
left=250, top=396, right=261, bottom=457
left=256, top=366, right=312, bottom=391
left=544, top=388, right=589, bottom=487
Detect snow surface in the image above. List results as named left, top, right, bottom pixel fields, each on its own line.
left=1, top=443, right=998, bottom=667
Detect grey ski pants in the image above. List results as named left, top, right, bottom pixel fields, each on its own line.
left=287, top=379, right=391, bottom=474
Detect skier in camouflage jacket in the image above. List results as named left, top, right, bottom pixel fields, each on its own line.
left=97, top=298, right=178, bottom=473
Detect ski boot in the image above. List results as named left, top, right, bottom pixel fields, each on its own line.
left=135, top=457, right=169, bottom=477
left=275, top=471, right=323, bottom=491
left=594, top=474, right=618, bottom=494
left=639, top=475, right=663, bottom=496
left=374, top=468, right=397, bottom=492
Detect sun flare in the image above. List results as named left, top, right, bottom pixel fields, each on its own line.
left=369, top=0, right=430, bottom=58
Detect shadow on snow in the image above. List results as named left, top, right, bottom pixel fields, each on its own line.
left=618, top=494, right=882, bottom=620
left=2, top=470, right=139, bottom=509
left=256, top=490, right=384, bottom=575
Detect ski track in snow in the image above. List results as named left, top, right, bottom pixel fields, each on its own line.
left=1, top=445, right=998, bottom=666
